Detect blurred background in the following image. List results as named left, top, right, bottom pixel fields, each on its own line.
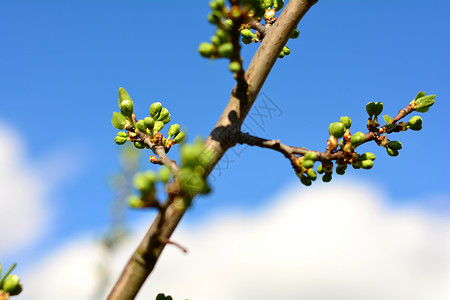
left=1, top=0, right=449, bottom=299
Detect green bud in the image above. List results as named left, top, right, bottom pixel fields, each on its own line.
left=150, top=102, right=163, bottom=119
left=387, top=141, right=403, bottom=150
left=217, top=43, right=233, bottom=58
left=322, top=172, right=332, bottom=183
left=210, top=0, right=224, bottom=10
left=119, top=100, right=133, bottom=118
left=136, top=120, right=146, bottom=132
left=300, top=175, right=312, bottom=186
left=414, top=91, right=426, bottom=100
left=134, top=141, right=145, bottom=149
left=350, top=132, right=366, bottom=147
left=159, top=167, right=171, bottom=183
left=366, top=102, right=376, bottom=117
left=134, top=172, right=156, bottom=194
left=301, top=159, right=314, bottom=169
left=207, top=12, right=221, bottom=25
left=242, top=36, right=253, bottom=44
left=339, top=116, right=352, bottom=129
left=374, top=102, right=383, bottom=116
left=408, top=116, right=423, bottom=131
left=111, top=112, right=128, bottom=130
left=336, top=165, right=346, bottom=175
left=117, top=132, right=128, bottom=138
left=2, top=275, right=23, bottom=296
left=304, top=151, right=317, bottom=161
left=153, top=120, right=164, bottom=132
left=386, top=147, right=399, bottom=157
left=157, top=107, right=171, bottom=124
left=290, top=29, right=300, bottom=39
left=216, top=29, right=229, bottom=43
left=178, top=169, right=210, bottom=195
left=414, top=94, right=435, bottom=113
left=118, top=87, right=132, bottom=104
left=307, top=168, right=317, bottom=181
left=352, top=161, right=361, bottom=169
left=224, top=19, right=233, bottom=30
left=144, top=117, right=155, bottom=130
left=339, top=139, right=344, bottom=149
left=317, top=164, right=324, bottom=174
left=128, top=195, right=144, bottom=208
left=262, top=0, right=274, bottom=9
left=361, top=159, right=374, bottom=169
left=114, top=136, right=127, bottom=145
left=278, top=51, right=285, bottom=58
left=172, top=131, right=186, bottom=144
left=168, top=124, right=181, bottom=139
left=328, top=122, right=346, bottom=139
left=282, top=46, right=290, bottom=55
left=360, top=152, right=376, bottom=161
left=273, top=0, right=284, bottom=11
left=210, top=35, right=221, bottom=46
left=199, top=42, right=215, bottom=58
left=229, top=61, right=241, bottom=72
left=240, top=29, right=254, bottom=38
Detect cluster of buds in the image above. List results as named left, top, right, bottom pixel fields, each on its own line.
left=0, top=263, right=22, bottom=298
left=177, top=138, right=212, bottom=196
left=127, top=167, right=172, bottom=209
left=112, top=88, right=185, bottom=151
left=292, top=91, right=435, bottom=186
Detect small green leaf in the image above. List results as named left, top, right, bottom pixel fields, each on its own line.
left=414, top=91, right=426, bottom=100
left=383, top=114, right=393, bottom=124
left=415, top=94, right=435, bottom=113
left=386, top=124, right=397, bottom=132
left=112, top=112, right=128, bottom=130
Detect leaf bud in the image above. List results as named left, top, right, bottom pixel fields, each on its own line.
left=144, top=117, right=155, bottom=130
left=119, top=100, right=133, bottom=118
left=304, top=151, right=317, bottom=161
left=282, top=46, right=290, bottom=55
left=168, top=124, right=181, bottom=139
left=360, top=152, right=376, bottom=161
left=322, top=172, right=332, bottom=183
left=328, top=122, right=346, bottom=138
left=350, top=132, right=366, bottom=147
left=198, top=42, right=215, bottom=58
left=134, top=141, right=145, bottom=149
left=153, top=120, right=164, bottom=132
left=290, top=29, right=300, bottom=39
left=229, top=61, right=241, bottom=72
left=217, top=43, right=233, bottom=58
left=136, top=120, right=146, bottom=132
left=301, top=159, right=314, bottom=169
left=172, top=131, right=186, bottom=144
left=111, top=112, right=129, bottom=130
left=339, top=116, right=352, bottom=129
left=374, top=102, right=383, bottom=116
left=307, top=168, right=317, bottom=181
left=150, top=102, right=163, bottom=119
left=387, top=141, right=403, bottom=150
left=386, top=147, right=399, bottom=157
left=414, top=94, right=435, bottom=113
left=2, top=274, right=23, bottom=296
left=366, top=102, right=376, bottom=117
left=118, top=87, right=132, bottom=104
left=114, top=136, right=127, bottom=145
left=361, top=159, right=374, bottom=169
left=157, top=107, right=171, bottom=124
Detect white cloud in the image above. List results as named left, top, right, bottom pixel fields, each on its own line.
left=0, top=121, right=85, bottom=257
left=22, top=181, right=450, bottom=300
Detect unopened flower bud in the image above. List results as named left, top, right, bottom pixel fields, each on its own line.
left=172, top=131, right=186, bottom=144
left=307, top=168, right=317, bottom=181
left=282, top=46, right=290, bottom=55
left=217, top=43, right=233, bottom=58
left=136, top=120, right=146, bottom=132
left=386, top=147, right=399, bottom=157
left=144, top=117, right=155, bottom=130
left=199, top=42, right=215, bottom=58
left=339, top=116, right=352, bottom=129
left=317, top=164, right=324, bottom=174
left=240, top=29, right=254, bottom=38
left=304, top=151, right=317, bottom=161
left=350, top=132, right=366, bottom=147
left=168, top=124, right=181, bottom=139
left=360, top=152, right=376, bottom=161
left=361, top=159, right=374, bottom=169
left=157, top=107, right=171, bottom=124
left=149, top=102, right=162, bottom=119
left=290, top=29, right=300, bottom=39
left=336, top=165, right=346, bottom=175
left=408, top=116, right=423, bottom=131
left=278, top=51, right=285, bottom=58
left=300, top=174, right=312, bottom=186
left=114, top=136, right=127, bottom=145
left=210, top=35, right=221, bottom=46
left=224, top=19, right=233, bottom=30
left=159, top=167, right=171, bottom=183
left=328, top=122, right=346, bottom=138
left=118, top=87, right=132, bottom=104
left=128, top=195, right=144, bottom=208
left=2, top=275, right=23, bottom=296
left=153, top=120, right=164, bottom=132
left=229, top=61, right=241, bottom=72
left=387, top=141, right=402, bottom=150
left=215, top=29, right=229, bottom=43
left=322, top=172, right=332, bottom=183
left=119, top=100, right=133, bottom=118
left=273, top=0, right=284, bottom=11
left=302, top=159, right=314, bottom=169
left=134, top=141, right=145, bottom=149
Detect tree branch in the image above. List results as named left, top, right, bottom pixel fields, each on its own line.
left=107, top=1, right=318, bottom=299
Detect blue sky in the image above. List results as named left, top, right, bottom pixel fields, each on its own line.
left=1, top=0, right=449, bottom=288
